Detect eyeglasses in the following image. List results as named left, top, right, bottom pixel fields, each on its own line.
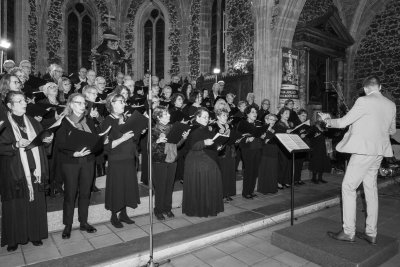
left=72, top=101, right=86, bottom=106
left=11, top=80, right=22, bottom=84
left=13, top=99, right=27, bottom=104
left=112, top=99, right=126, bottom=105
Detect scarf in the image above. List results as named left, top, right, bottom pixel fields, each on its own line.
left=7, top=112, right=42, bottom=185
left=67, top=113, right=91, bottom=132
left=156, top=122, right=177, bottom=163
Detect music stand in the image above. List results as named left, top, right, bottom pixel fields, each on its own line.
left=275, top=133, right=310, bottom=225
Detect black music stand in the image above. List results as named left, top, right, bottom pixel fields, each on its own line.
left=275, top=133, right=311, bottom=225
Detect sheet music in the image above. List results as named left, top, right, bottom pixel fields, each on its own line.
left=291, top=120, right=310, bottom=132
left=275, top=133, right=310, bottom=153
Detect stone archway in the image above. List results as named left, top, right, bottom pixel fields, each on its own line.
left=133, top=0, right=171, bottom=80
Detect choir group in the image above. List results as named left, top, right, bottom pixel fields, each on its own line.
left=0, top=59, right=332, bottom=252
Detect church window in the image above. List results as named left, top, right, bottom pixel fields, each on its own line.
left=66, top=3, right=94, bottom=74
left=210, top=0, right=225, bottom=72
left=143, top=8, right=165, bottom=79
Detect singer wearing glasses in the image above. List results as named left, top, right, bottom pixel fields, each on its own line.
left=100, top=93, right=140, bottom=228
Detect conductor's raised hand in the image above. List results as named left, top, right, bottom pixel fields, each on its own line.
left=73, top=147, right=91, bottom=157
left=204, top=139, right=214, bottom=146
left=121, top=130, right=135, bottom=142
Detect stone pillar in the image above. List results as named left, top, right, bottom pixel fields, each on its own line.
left=298, top=48, right=309, bottom=109
left=253, top=0, right=276, bottom=111
left=15, top=0, right=30, bottom=63
left=199, top=0, right=212, bottom=74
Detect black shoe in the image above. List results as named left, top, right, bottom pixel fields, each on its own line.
left=80, top=223, right=97, bottom=233
left=284, top=184, right=291, bottom=188
left=327, top=230, right=355, bottom=243
left=92, top=186, right=101, bottom=192
left=165, top=211, right=175, bottom=218
left=119, top=213, right=135, bottom=224
left=111, top=217, right=123, bottom=228
left=278, top=184, right=284, bottom=190
left=242, top=194, right=253, bottom=199
left=319, top=179, right=328, bottom=184
left=32, top=241, right=43, bottom=246
left=155, top=213, right=165, bottom=221
left=7, top=244, right=18, bottom=252
left=311, top=179, right=319, bottom=184
left=251, top=193, right=258, bottom=198
left=298, top=181, right=305, bottom=185
left=227, top=196, right=233, bottom=201
left=62, top=225, right=72, bottom=239
left=356, top=232, right=377, bottom=245
left=180, top=179, right=184, bottom=184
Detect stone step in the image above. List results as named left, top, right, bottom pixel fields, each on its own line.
left=271, top=217, right=399, bottom=267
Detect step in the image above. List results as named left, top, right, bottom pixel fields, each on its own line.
left=271, top=217, right=399, bottom=267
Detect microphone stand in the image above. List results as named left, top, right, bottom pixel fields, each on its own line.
left=143, top=41, right=170, bottom=267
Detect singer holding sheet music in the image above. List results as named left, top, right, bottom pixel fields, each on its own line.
left=100, top=93, right=140, bottom=228
left=152, top=106, right=188, bottom=221
left=182, top=107, right=224, bottom=217
left=55, top=93, right=98, bottom=239
left=237, top=106, right=262, bottom=199
left=0, top=91, right=52, bottom=251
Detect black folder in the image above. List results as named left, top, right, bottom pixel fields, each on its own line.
left=25, top=117, right=64, bottom=150
left=118, top=110, right=148, bottom=138
left=252, top=125, right=269, bottom=138
left=166, top=122, right=191, bottom=144
left=65, top=126, right=111, bottom=153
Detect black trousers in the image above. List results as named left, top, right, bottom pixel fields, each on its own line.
left=153, top=162, right=177, bottom=214
left=62, top=160, right=95, bottom=225
left=241, top=148, right=261, bottom=196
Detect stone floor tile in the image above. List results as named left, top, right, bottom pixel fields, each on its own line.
left=213, top=240, right=247, bottom=254
left=106, top=221, right=139, bottom=233
left=232, top=234, right=264, bottom=248
left=0, top=244, right=21, bottom=256
left=249, top=228, right=273, bottom=240
left=88, top=233, right=123, bottom=249
left=184, top=216, right=215, bottom=224
left=170, top=253, right=210, bottom=267
left=81, top=224, right=112, bottom=238
left=57, top=239, right=94, bottom=257
left=379, top=252, right=400, bottom=267
left=21, top=237, right=57, bottom=252
left=0, top=252, right=25, bottom=267
left=116, top=227, right=149, bottom=242
left=23, top=246, right=61, bottom=265
left=250, top=242, right=285, bottom=258
left=52, top=229, right=85, bottom=245
left=193, top=246, right=228, bottom=264
left=302, top=261, right=321, bottom=267
left=163, top=218, right=193, bottom=229
left=141, top=222, right=172, bottom=234
left=210, top=255, right=249, bottom=267
left=134, top=215, right=153, bottom=226
left=251, top=258, right=289, bottom=267
left=230, top=247, right=266, bottom=266
left=272, top=251, right=309, bottom=267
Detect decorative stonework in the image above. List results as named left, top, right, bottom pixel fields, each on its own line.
left=226, top=0, right=254, bottom=74
left=188, top=0, right=201, bottom=79
left=28, top=0, right=38, bottom=70
left=46, top=0, right=109, bottom=64
left=124, top=0, right=181, bottom=76
left=271, top=0, right=280, bottom=29
left=353, top=0, right=400, bottom=108
left=298, top=0, right=334, bottom=25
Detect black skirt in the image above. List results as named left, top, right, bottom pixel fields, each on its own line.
left=1, top=181, right=48, bottom=247
left=182, top=151, right=224, bottom=217
left=105, top=159, right=141, bottom=212
left=258, top=144, right=279, bottom=194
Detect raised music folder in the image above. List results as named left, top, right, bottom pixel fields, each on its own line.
left=275, top=133, right=310, bottom=153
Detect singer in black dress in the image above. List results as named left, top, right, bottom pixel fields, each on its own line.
left=211, top=108, right=237, bottom=201
left=182, top=107, right=224, bottom=217
left=237, top=106, right=262, bottom=199
left=0, top=91, right=50, bottom=251
left=101, top=93, right=140, bottom=228
left=257, top=114, right=279, bottom=194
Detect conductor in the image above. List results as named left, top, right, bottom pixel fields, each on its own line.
left=325, top=76, right=396, bottom=245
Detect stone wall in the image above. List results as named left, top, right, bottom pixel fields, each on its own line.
left=352, top=0, right=400, bottom=111
left=297, top=0, right=334, bottom=25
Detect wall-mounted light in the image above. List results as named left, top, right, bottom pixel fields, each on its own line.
left=0, top=39, right=11, bottom=49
